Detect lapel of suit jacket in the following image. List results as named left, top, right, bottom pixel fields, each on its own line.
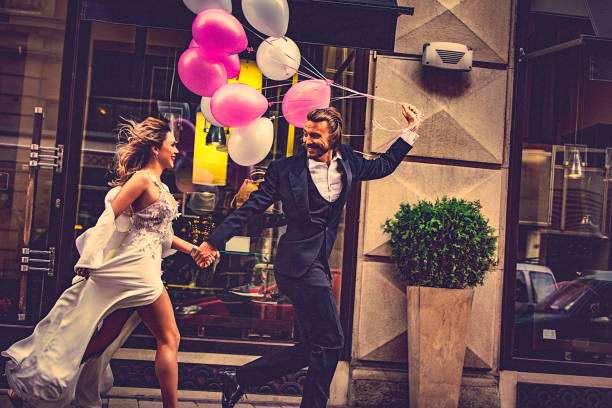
left=288, top=151, right=311, bottom=222
left=337, top=147, right=353, bottom=206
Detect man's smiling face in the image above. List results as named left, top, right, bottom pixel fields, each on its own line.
left=302, top=120, right=332, bottom=161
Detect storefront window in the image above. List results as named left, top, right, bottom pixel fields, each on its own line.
left=512, top=34, right=612, bottom=365
left=73, top=22, right=358, bottom=349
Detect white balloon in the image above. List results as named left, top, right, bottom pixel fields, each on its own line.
left=228, top=117, right=274, bottom=166
left=242, top=0, right=289, bottom=38
left=201, top=96, right=223, bottom=127
left=256, top=37, right=300, bottom=81
left=183, top=0, right=232, bottom=13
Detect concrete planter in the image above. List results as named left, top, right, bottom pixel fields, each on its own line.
left=406, top=286, right=474, bottom=408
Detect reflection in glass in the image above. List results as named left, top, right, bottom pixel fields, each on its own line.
left=568, top=148, right=584, bottom=179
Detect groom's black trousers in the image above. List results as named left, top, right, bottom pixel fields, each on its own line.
left=235, top=280, right=344, bottom=408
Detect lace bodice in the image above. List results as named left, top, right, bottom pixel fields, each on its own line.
left=120, top=170, right=179, bottom=258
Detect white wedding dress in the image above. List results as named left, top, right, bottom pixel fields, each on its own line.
left=2, top=171, right=178, bottom=407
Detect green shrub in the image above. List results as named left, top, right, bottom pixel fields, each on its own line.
left=382, top=197, right=497, bottom=289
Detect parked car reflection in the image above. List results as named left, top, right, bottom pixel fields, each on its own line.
left=515, top=263, right=558, bottom=316
left=515, top=270, right=612, bottom=362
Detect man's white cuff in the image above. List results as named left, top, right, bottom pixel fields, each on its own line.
left=399, top=128, right=419, bottom=146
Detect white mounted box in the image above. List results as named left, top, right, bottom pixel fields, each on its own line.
left=422, top=42, right=473, bottom=71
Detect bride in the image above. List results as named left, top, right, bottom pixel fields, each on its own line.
left=3, top=118, right=211, bottom=408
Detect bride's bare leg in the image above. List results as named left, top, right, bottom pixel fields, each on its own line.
left=137, top=288, right=180, bottom=408
left=82, top=308, right=134, bottom=363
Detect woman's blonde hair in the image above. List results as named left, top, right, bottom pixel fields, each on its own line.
left=109, top=117, right=171, bottom=186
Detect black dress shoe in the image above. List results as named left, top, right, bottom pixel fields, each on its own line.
left=218, top=367, right=246, bottom=408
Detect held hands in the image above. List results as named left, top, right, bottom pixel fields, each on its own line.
left=402, top=103, right=421, bottom=132
left=191, top=241, right=220, bottom=268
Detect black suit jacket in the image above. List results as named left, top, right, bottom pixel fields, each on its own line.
left=207, top=137, right=413, bottom=278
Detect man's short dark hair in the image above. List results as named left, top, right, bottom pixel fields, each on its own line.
left=307, top=107, right=343, bottom=151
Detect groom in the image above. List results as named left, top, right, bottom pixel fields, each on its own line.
left=196, top=103, right=421, bottom=408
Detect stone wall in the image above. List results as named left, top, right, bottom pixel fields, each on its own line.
left=349, top=0, right=516, bottom=405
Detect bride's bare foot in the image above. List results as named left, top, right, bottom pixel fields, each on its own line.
left=7, top=389, right=23, bottom=408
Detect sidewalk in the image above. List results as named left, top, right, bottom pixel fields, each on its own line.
left=103, top=399, right=297, bottom=408
left=0, top=394, right=302, bottom=408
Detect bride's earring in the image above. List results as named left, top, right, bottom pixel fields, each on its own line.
left=154, top=151, right=159, bottom=159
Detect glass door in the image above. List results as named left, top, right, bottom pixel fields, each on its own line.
left=0, top=0, right=69, bottom=329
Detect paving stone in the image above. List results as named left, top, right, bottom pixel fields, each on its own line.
left=108, top=398, right=139, bottom=408
left=195, top=403, right=220, bottom=408
left=138, top=400, right=163, bottom=408
left=177, top=401, right=199, bottom=408
left=0, top=395, right=13, bottom=408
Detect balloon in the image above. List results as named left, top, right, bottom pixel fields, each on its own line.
left=178, top=48, right=227, bottom=96
left=256, top=37, right=300, bottom=81
left=174, top=152, right=197, bottom=193
left=282, top=79, right=331, bottom=128
left=242, top=0, right=289, bottom=38
left=189, top=39, right=240, bottom=79
left=201, top=96, right=223, bottom=127
left=170, top=118, right=196, bottom=153
left=192, top=9, right=247, bottom=56
left=220, top=54, right=241, bottom=79
left=228, top=117, right=274, bottom=166
left=210, top=83, right=268, bottom=128
left=183, top=0, right=232, bottom=14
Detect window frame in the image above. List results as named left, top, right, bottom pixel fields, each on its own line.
left=501, top=25, right=612, bottom=377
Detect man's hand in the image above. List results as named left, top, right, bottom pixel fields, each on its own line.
left=402, top=103, right=421, bottom=132
left=193, top=241, right=220, bottom=268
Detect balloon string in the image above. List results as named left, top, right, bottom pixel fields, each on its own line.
left=258, top=82, right=293, bottom=91
left=261, top=66, right=337, bottom=103
left=271, top=95, right=366, bottom=121
left=299, top=50, right=327, bottom=80
left=328, top=81, right=404, bottom=105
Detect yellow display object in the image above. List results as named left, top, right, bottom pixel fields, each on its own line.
left=229, top=59, right=263, bottom=89
left=193, top=112, right=228, bottom=186
left=286, top=72, right=299, bottom=157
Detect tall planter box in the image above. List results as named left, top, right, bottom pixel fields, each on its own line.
left=407, top=286, right=474, bottom=408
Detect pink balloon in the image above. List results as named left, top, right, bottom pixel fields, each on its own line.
left=282, top=80, right=331, bottom=128
left=192, top=9, right=247, bottom=56
left=210, top=83, right=268, bottom=128
left=190, top=40, right=240, bottom=79
left=222, top=54, right=241, bottom=79
left=178, top=48, right=227, bottom=96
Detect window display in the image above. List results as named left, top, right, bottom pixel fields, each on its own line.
left=72, top=22, right=358, bottom=350
left=512, top=35, right=612, bottom=366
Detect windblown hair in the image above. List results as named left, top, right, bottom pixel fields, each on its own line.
left=306, top=107, right=343, bottom=152
left=109, top=117, right=170, bottom=186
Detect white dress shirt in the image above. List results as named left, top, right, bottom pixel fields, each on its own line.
left=307, top=130, right=419, bottom=203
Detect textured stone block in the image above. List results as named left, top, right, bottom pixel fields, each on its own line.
left=371, top=56, right=507, bottom=164
left=395, top=0, right=511, bottom=64
left=352, top=378, right=409, bottom=408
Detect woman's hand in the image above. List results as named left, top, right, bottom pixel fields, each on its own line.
left=75, top=267, right=91, bottom=279
left=402, top=103, right=421, bottom=132
left=192, top=241, right=220, bottom=268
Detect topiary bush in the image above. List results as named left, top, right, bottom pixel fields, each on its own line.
left=382, top=197, right=497, bottom=289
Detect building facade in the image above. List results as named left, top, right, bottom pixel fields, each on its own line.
left=0, top=1, right=611, bottom=407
